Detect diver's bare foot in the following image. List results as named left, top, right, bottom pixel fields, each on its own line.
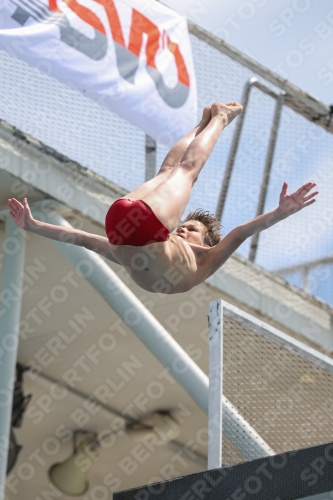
left=211, top=101, right=243, bottom=125
left=195, top=105, right=212, bottom=136
left=201, top=105, right=211, bottom=124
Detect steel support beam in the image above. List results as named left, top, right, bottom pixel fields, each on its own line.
left=0, top=217, right=26, bottom=500
left=249, top=91, right=285, bottom=262
left=43, top=210, right=274, bottom=461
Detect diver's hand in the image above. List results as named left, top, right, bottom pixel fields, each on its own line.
left=278, top=181, right=318, bottom=217
left=8, top=198, right=34, bottom=230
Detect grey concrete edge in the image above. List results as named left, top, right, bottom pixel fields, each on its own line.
left=0, top=118, right=126, bottom=226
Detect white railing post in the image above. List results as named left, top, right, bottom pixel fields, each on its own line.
left=208, top=300, right=223, bottom=469
left=208, top=300, right=275, bottom=465
left=0, top=217, right=26, bottom=500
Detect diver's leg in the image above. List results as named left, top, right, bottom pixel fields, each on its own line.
left=121, top=106, right=212, bottom=201
left=142, top=102, right=243, bottom=232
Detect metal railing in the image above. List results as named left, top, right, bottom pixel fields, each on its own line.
left=215, top=78, right=285, bottom=263
left=208, top=299, right=333, bottom=469
left=274, top=256, right=333, bottom=294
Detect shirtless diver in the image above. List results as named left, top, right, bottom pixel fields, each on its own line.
left=8, top=102, right=318, bottom=294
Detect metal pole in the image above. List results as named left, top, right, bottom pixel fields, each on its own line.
left=215, top=78, right=257, bottom=221
left=302, top=268, right=310, bottom=294
left=208, top=300, right=223, bottom=469
left=43, top=211, right=274, bottom=461
left=0, top=217, right=26, bottom=500
left=145, top=135, right=156, bottom=181
left=249, top=91, right=285, bottom=262
left=274, top=255, right=333, bottom=275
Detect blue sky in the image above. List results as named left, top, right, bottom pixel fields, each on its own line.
left=162, top=0, right=333, bottom=106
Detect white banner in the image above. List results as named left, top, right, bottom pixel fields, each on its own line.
left=0, top=0, right=197, bottom=145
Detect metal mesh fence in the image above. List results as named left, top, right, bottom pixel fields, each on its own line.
left=219, top=308, right=333, bottom=467
left=1, top=26, right=333, bottom=304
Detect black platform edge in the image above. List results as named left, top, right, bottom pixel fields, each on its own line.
left=114, top=441, right=333, bottom=500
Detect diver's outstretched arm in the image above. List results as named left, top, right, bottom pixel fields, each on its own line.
left=235, top=181, right=318, bottom=239
left=7, top=197, right=120, bottom=264
left=202, top=181, right=318, bottom=278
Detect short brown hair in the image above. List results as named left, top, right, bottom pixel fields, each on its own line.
left=183, top=209, right=222, bottom=247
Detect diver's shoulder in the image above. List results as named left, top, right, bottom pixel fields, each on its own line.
left=168, top=235, right=209, bottom=264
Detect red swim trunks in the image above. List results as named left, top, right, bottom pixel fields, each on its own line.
left=105, top=199, right=170, bottom=246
